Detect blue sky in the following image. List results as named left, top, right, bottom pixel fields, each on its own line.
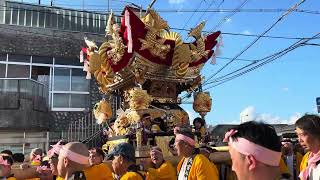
left=22, top=0, right=320, bottom=125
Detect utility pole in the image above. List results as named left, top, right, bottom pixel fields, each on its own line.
left=82, top=0, right=84, bottom=11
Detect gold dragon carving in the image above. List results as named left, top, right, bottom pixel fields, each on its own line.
left=85, top=11, right=128, bottom=93
left=140, top=9, right=171, bottom=60
left=164, top=22, right=209, bottom=78
left=188, top=21, right=210, bottom=61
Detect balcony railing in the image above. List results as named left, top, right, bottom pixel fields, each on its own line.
left=0, top=78, right=48, bottom=111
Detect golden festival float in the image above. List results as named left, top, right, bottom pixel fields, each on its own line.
left=81, top=6, right=221, bottom=158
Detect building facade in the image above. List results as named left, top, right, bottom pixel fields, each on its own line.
left=0, top=0, right=120, bottom=153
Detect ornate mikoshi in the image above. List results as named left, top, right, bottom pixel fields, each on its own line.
left=93, top=99, right=113, bottom=124
left=193, top=92, right=212, bottom=118
left=80, top=6, right=221, bottom=157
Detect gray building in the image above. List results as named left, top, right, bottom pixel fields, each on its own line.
left=0, top=0, right=121, bottom=153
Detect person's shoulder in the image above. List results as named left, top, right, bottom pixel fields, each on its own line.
left=121, top=172, right=144, bottom=180
left=301, top=152, right=311, bottom=163
left=98, top=162, right=112, bottom=170
left=56, top=176, right=65, bottom=180
left=162, top=161, right=175, bottom=169
left=194, top=154, right=215, bottom=167
left=7, top=177, right=17, bottom=180
left=195, top=154, right=209, bottom=161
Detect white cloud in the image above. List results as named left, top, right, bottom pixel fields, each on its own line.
left=240, top=106, right=256, bottom=123
left=313, top=106, right=318, bottom=113
left=168, top=0, right=186, bottom=4
left=282, top=87, right=289, bottom=92
left=288, top=112, right=302, bottom=124
left=239, top=106, right=302, bottom=125
left=242, top=30, right=251, bottom=35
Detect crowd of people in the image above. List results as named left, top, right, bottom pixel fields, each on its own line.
left=0, top=114, right=319, bottom=180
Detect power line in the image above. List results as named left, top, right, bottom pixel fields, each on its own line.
left=170, top=27, right=319, bottom=40
left=180, top=0, right=205, bottom=35
left=203, top=0, right=305, bottom=85
left=193, top=0, right=217, bottom=26
left=202, top=32, right=320, bottom=90
left=210, top=0, right=250, bottom=31
left=204, top=40, right=306, bottom=86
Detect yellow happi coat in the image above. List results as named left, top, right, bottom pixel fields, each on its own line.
left=147, top=161, right=176, bottom=180
left=84, top=163, right=113, bottom=180
left=120, top=172, right=145, bottom=180
left=300, top=152, right=310, bottom=173
left=177, top=154, right=219, bottom=180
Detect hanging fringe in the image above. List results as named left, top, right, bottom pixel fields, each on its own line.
left=210, top=54, right=216, bottom=65
left=83, top=61, right=89, bottom=72
left=215, top=34, right=223, bottom=56
left=86, top=71, right=92, bottom=80
left=80, top=50, right=84, bottom=63
left=219, top=35, right=224, bottom=47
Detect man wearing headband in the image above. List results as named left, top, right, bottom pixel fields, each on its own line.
left=295, top=114, right=320, bottom=180
left=224, top=121, right=282, bottom=180
left=175, top=128, right=219, bottom=180
left=57, top=142, right=89, bottom=180
left=146, top=146, right=176, bottom=180
left=107, top=143, right=145, bottom=180
left=0, top=153, right=16, bottom=180
left=84, top=147, right=113, bottom=180
left=30, top=148, right=43, bottom=166
left=47, top=140, right=65, bottom=180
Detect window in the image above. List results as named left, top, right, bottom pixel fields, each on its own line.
left=71, top=11, right=76, bottom=31
left=53, top=93, right=69, bottom=108
left=0, top=54, right=7, bottom=61
left=53, top=68, right=70, bottom=91
left=19, top=9, right=25, bottom=26
left=32, top=56, right=53, bottom=64
left=7, top=65, right=30, bottom=78
left=45, top=9, right=51, bottom=28
left=83, top=12, right=88, bottom=32
left=55, top=57, right=81, bottom=66
left=88, top=13, right=93, bottom=32
left=32, top=8, right=38, bottom=27
left=0, top=5, right=3, bottom=24
left=8, top=54, right=30, bottom=63
left=100, top=14, right=107, bottom=34
left=52, top=66, right=89, bottom=110
left=12, top=7, right=18, bottom=25
left=71, top=69, right=89, bottom=92
left=76, top=11, right=81, bottom=31
left=58, top=9, right=64, bottom=29
left=39, top=10, right=45, bottom=28
left=64, top=10, right=71, bottom=30
left=51, top=9, right=57, bottom=28
left=52, top=93, right=89, bottom=109
left=71, top=94, right=88, bottom=108
left=95, top=14, right=99, bottom=33
left=0, top=64, right=5, bottom=78
left=31, top=66, right=50, bottom=87
left=5, top=7, right=11, bottom=24
left=25, top=9, right=32, bottom=26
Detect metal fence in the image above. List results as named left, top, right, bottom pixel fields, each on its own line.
left=60, top=112, right=104, bottom=148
